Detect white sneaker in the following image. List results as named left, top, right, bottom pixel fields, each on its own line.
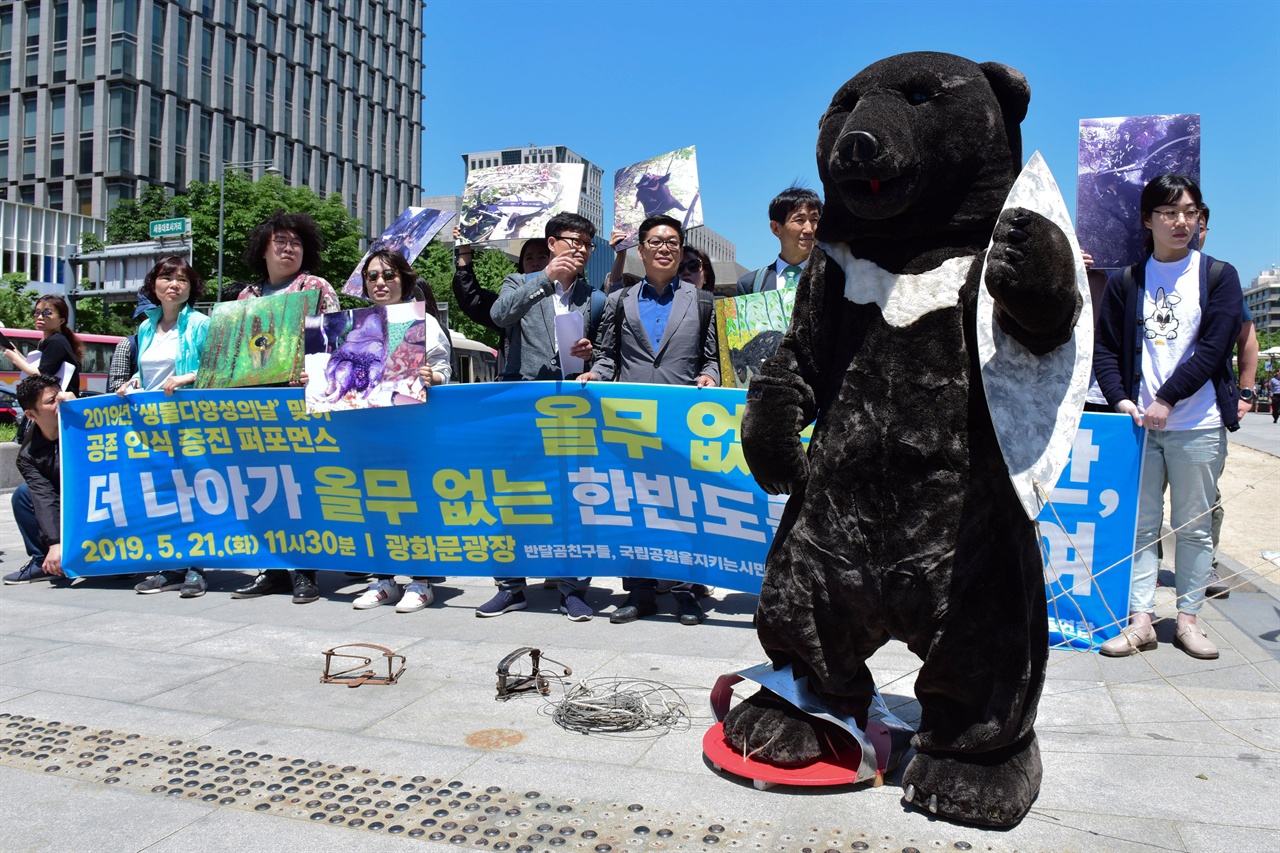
left=353, top=578, right=400, bottom=610
left=396, top=582, right=434, bottom=613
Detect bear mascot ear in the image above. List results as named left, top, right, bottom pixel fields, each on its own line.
left=979, top=62, right=1030, bottom=171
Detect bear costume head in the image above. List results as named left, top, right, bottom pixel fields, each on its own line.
left=815, top=52, right=1029, bottom=273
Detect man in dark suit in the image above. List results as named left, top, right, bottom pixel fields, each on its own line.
left=478, top=213, right=599, bottom=621
left=735, top=187, right=823, bottom=296
left=583, top=215, right=719, bottom=625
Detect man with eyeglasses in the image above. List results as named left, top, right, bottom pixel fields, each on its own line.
left=582, top=215, right=719, bottom=626
left=736, top=187, right=823, bottom=295
left=478, top=213, right=603, bottom=621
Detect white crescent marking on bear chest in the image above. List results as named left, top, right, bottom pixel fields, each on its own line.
left=819, top=243, right=975, bottom=327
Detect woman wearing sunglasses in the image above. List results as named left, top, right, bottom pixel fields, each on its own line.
left=3, top=295, right=84, bottom=399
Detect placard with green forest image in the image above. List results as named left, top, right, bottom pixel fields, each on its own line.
left=195, top=290, right=320, bottom=389
left=715, top=287, right=796, bottom=389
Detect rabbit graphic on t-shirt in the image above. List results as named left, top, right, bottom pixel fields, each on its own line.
left=1144, top=287, right=1180, bottom=340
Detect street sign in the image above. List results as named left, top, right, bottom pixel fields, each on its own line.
left=149, top=217, right=191, bottom=239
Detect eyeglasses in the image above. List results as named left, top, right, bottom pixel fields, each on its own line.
left=679, top=259, right=703, bottom=273
left=643, top=238, right=682, bottom=251
left=551, top=234, right=595, bottom=252
left=272, top=237, right=303, bottom=250
left=365, top=269, right=398, bottom=283
left=1153, top=208, right=1202, bottom=224
left=32, top=309, right=56, bottom=318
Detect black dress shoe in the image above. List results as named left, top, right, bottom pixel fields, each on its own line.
left=610, top=597, right=658, bottom=624
left=292, top=575, right=320, bottom=604
left=675, top=594, right=705, bottom=626
left=230, top=573, right=288, bottom=599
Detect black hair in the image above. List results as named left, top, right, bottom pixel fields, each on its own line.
left=768, top=186, right=823, bottom=224
left=362, top=249, right=439, bottom=318
left=243, top=210, right=324, bottom=279
left=1140, top=175, right=1203, bottom=254
left=517, top=237, right=550, bottom=274
left=1200, top=203, right=1210, bottom=227
left=682, top=245, right=716, bottom=291
left=17, top=373, right=60, bottom=412
left=544, top=212, right=596, bottom=241
left=638, top=215, right=684, bottom=246
left=33, top=294, right=84, bottom=363
left=140, top=255, right=206, bottom=307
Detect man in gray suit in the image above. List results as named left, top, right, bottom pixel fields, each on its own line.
left=478, top=213, right=599, bottom=621
left=583, top=215, right=719, bottom=626
left=734, top=187, right=822, bottom=296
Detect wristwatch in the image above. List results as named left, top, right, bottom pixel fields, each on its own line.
left=1240, top=388, right=1255, bottom=401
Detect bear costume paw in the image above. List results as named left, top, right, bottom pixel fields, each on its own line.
left=900, top=732, right=1042, bottom=828
left=721, top=688, right=826, bottom=766
left=985, top=207, right=1080, bottom=355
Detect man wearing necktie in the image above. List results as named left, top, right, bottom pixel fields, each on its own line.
left=735, top=187, right=823, bottom=295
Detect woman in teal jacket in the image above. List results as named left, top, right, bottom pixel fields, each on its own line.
left=118, top=256, right=211, bottom=599
left=115, top=256, right=210, bottom=395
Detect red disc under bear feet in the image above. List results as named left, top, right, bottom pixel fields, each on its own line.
left=702, top=722, right=868, bottom=789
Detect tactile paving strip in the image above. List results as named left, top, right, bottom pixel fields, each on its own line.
left=0, top=713, right=990, bottom=852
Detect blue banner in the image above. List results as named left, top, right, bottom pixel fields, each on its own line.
left=62, top=384, right=785, bottom=590
left=1037, top=413, right=1143, bottom=651
left=61, top=389, right=1139, bottom=651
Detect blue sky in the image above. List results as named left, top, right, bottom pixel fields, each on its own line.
left=421, top=0, right=1279, bottom=284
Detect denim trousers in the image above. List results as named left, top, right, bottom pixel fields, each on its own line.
left=11, top=483, right=45, bottom=561
left=496, top=577, right=590, bottom=596
left=1130, top=426, right=1226, bottom=616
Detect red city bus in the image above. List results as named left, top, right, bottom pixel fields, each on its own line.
left=0, top=327, right=124, bottom=395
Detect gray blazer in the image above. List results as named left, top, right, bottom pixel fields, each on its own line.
left=735, top=265, right=779, bottom=296
left=591, top=281, right=719, bottom=386
left=491, top=271, right=594, bottom=381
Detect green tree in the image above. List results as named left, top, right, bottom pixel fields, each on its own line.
left=0, top=272, right=38, bottom=330
left=101, top=172, right=365, bottom=299
left=72, top=297, right=135, bottom=337
left=411, top=241, right=513, bottom=348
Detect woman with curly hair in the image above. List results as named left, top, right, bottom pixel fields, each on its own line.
left=237, top=210, right=339, bottom=313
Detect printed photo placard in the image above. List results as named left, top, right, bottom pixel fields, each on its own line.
left=613, top=146, right=703, bottom=250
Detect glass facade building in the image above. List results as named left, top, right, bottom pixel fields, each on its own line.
left=0, top=0, right=424, bottom=243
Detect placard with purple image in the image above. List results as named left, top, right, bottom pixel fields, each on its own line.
left=1077, top=114, right=1200, bottom=269
left=303, top=302, right=429, bottom=414
left=341, top=207, right=454, bottom=297
left=613, top=146, right=704, bottom=250
left=455, top=164, right=585, bottom=246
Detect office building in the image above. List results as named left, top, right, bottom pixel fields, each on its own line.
left=1, top=0, right=424, bottom=244
left=0, top=197, right=105, bottom=290
left=1246, top=266, right=1280, bottom=335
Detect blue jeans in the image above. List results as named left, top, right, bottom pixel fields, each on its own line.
left=496, top=577, right=590, bottom=597
left=1130, top=427, right=1226, bottom=616
left=11, top=483, right=45, bottom=562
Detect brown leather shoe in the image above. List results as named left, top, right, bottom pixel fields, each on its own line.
left=1099, top=624, right=1158, bottom=657
left=1173, top=624, right=1219, bottom=660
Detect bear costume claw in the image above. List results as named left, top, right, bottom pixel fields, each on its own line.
left=901, top=734, right=1042, bottom=828
left=722, top=688, right=824, bottom=766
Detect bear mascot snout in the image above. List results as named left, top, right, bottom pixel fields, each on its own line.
left=723, top=51, right=1081, bottom=828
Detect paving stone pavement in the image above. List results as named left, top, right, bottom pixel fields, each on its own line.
left=0, top=505, right=1276, bottom=852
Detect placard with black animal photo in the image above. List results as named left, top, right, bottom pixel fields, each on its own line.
left=340, top=207, right=454, bottom=297
left=303, top=302, right=428, bottom=414
left=456, top=164, right=585, bottom=245
left=1077, top=114, right=1200, bottom=269
left=613, top=146, right=703, bottom=251
left=194, top=290, right=319, bottom=389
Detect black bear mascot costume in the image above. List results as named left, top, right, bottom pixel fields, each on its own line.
left=724, top=52, right=1082, bottom=828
